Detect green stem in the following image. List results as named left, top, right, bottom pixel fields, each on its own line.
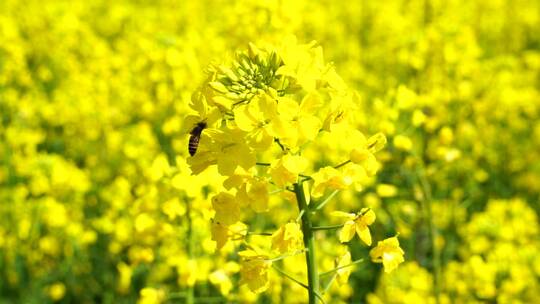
left=334, top=159, right=351, bottom=169
left=417, top=161, right=441, bottom=304
left=296, top=209, right=305, bottom=223
left=247, top=231, right=273, bottom=236
left=319, top=259, right=365, bottom=295
left=311, top=224, right=344, bottom=231
left=321, top=272, right=337, bottom=295
left=294, top=182, right=319, bottom=304
left=318, top=259, right=364, bottom=277
left=312, top=190, right=339, bottom=211
left=268, top=249, right=305, bottom=262
left=186, top=198, right=195, bottom=304
left=272, top=265, right=309, bottom=289
left=273, top=265, right=327, bottom=304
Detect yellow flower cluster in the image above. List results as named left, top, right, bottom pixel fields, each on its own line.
left=187, top=39, right=400, bottom=300
left=369, top=199, right=540, bottom=303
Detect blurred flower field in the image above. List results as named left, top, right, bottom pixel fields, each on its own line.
left=1, top=0, right=539, bottom=303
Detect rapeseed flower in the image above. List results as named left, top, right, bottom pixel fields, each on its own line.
left=370, top=236, right=405, bottom=273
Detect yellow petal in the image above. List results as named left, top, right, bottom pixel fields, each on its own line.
left=339, top=221, right=356, bottom=243
left=234, top=105, right=255, bottom=131
left=360, top=208, right=376, bottom=225
left=367, top=133, right=387, bottom=153
left=330, top=211, right=356, bottom=219
left=297, top=115, right=322, bottom=143
left=356, top=225, right=372, bottom=246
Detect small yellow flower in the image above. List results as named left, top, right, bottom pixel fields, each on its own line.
left=370, top=236, right=405, bottom=273
left=412, top=109, right=427, bottom=127
left=117, top=262, right=133, bottom=294
left=276, top=36, right=325, bottom=92
left=335, top=250, right=353, bottom=285
left=271, top=222, right=304, bottom=254
left=187, top=128, right=256, bottom=176
left=311, top=166, right=350, bottom=198
left=332, top=208, right=376, bottom=245
left=161, top=198, right=186, bottom=220
left=341, top=163, right=369, bottom=191
left=212, top=192, right=241, bottom=225
left=178, top=259, right=198, bottom=287
left=233, top=94, right=276, bottom=150
left=367, top=133, right=387, bottom=154
left=209, top=270, right=234, bottom=296
left=148, top=154, right=171, bottom=181
left=439, top=126, right=454, bottom=145
left=138, top=287, right=165, bottom=304
left=238, top=250, right=272, bottom=293
left=211, top=221, right=229, bottom=251
left=376, top=184, right=398, bottom=198
left=236, top=179, right=270, bottom=212
left=47, top=282, right=66, bottom=301
left=269, top=155, right=308, bottom=187
left=211, top=221, right=247, bottom=251
left=269, top=95, right=322, bottom=148
left=134, top=213, right=156, bottom=233
left=393, top=134, right=413, bottom=151
left=350, top=133, right=384, bottom=177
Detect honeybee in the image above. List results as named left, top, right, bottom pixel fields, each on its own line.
left=188, top=121, right=207, bottom=156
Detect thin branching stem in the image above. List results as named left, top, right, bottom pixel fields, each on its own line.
left=247, top=231, right=273, bottom=236
left=268, top=249, right=305, bottom=262
left=312, top=190, right=340, bottom=211
left=311, top=224, right=344, bottom=231
left=334, top=160, right=351, bottom=169
left=272, top=265, right=308, bottom=289
left=318, top=259, right=364, bottom=277
left=272, top=265, right=327, bottom=304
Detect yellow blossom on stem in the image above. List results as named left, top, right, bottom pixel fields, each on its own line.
left=235, top=178, right=270, bottom=212
left=271, top=222, right=304, bottom=254
left=311, top=166, right=350, bottom=198
left=211, top=221, right=229, bottom=251
left=367, top=133, right=387, bottom=154
left=350, top=133, right=386, bottom=176
left=335, top=250, right=353, bottom=285
left=269, top=154, right=308, bottom=187
left=370, top=236, right=405, bottom=273
left=209, top=270, right=234, bottom=296
left=269, top=94, right=322, bottom=148
left=211, top=221, right=247, bottom=251
left=233, top=94, right=277, bottom=151
left=238, top=250, right=272, bottom=293
left=341, top=163, right=369, bottom=191
left=212, top=192, right=241, bottom=225
left=332, top=208, right=376, bottom=245
left=276, top=36, right=326, bottom=92
left=184, top=88, right=223, bottom=134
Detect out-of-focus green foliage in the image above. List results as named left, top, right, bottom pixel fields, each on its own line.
left=0, top=0, right=539, bottom=303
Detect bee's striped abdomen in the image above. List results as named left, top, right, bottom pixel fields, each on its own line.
left=188, top=122, right=207, bottom=156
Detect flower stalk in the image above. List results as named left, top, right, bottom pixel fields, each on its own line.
left=186, top=197, right=195, bottom=304
left=416, top=159, right=441, bottom=304
left=294, top=182, right=319, bottom=304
